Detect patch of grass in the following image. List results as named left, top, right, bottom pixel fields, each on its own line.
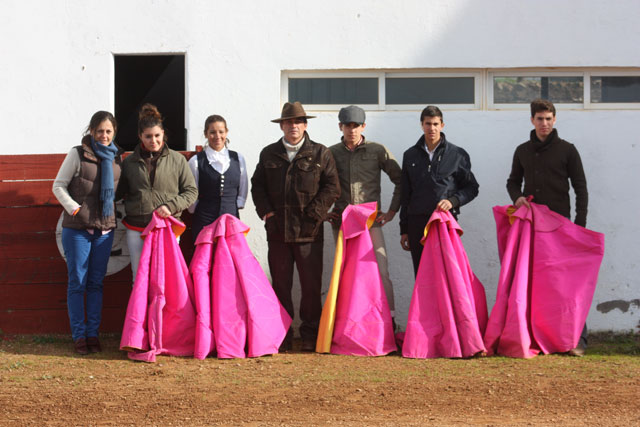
left=3, top=360, right=31, bottom=371
left=37, top=374, right=55, bottom=381
left=31, top=335, right=70, bottom=344
left=587, top=331, right=640, bottom=355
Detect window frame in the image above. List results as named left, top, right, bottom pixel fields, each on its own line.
left=383, top=71, right=482, bottom=110
left=488, top=69, right=640, bottom=110
left=281, top=70, right=483, bottom=111
left=282, top=69, right=640, bottom=112
left=282, top=71, right=384, bottom=111
left=488, top=70, right=586, bottom=110
left=585, top=70, right=640, bottom=109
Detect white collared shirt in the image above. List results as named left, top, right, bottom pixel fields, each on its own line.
left=188, top=144, right=248, bottom=213
left=204, top=145, right=232, bottom=174
left=424, top=141, right=440, bottom=161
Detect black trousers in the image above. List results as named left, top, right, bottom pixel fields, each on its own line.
left=579, top=324, right=588, bottom=349
left=267, top=239, right=323, bottom=342
left=407, top=215, right=430, bottom=277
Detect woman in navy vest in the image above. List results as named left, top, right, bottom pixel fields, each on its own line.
left=188, top=115, right=248, bottom=240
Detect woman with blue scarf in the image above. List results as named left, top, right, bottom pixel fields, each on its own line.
left=53, top=111, right=122, bottom=355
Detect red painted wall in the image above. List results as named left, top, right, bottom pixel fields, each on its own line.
left=0, top=153, right=196, bottom=334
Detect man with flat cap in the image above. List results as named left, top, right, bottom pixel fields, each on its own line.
left=251, top=101, right=340, bottom=352
left=327, top=105, right=402, bottom=328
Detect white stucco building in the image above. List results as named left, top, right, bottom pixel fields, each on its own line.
left=2, top=0, right=639, bottom=332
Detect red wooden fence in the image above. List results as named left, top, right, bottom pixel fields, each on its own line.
left=0, top=152, right=196, bottom=334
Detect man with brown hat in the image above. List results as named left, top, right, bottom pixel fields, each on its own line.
left=251, top=101, right=340, bottom=352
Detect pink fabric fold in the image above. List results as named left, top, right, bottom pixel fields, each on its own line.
left=120, top=213, right=197, bottom=362
left=330, top=202, right=397, bottom=356
left=191, top=214, right=291, bottom=359
left=403, top=210, right=488, bottom=359
left=484, top=202, right=605, bottom=357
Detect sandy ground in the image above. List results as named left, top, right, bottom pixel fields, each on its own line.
left=1, top=334, right=639, bottom=426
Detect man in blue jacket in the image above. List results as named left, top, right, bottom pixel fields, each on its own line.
left=400, top=106, right=479, bottom=275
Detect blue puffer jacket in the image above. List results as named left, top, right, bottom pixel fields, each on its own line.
left=399, top=133, right=479, bottom=234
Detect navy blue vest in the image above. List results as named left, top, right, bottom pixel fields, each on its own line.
left=192, top=150, right=241, bottom=239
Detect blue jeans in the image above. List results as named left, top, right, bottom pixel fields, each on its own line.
left=62, top=228, right=114, bottom=341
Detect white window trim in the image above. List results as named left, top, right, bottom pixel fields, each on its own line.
left=488, top=70, right=585, bottom=110
left=585, top=70, right=640, bottom=110
left=488, top=69, right=640, bottom=110
left=384, top=72, right=481, bottom=111
left=282, top=70, right=482, bottom=111
left=282, top=68, right=640, bottom=111
left=283, top=71, right=383, bottom=112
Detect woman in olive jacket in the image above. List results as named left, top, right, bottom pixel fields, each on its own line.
left=116, top=104, right=197, bottom=280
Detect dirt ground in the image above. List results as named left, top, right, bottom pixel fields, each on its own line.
left=1, top=333, right=639, bottom=426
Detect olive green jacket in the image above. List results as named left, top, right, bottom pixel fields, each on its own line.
left=116, top=144, right=198, bottom=227
left=329, top=138, right=402, bottom=220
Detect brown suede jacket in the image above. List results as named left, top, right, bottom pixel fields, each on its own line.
left=251, top=132, right=340, bottom=243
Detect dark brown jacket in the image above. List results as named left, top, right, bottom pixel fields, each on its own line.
left=251, top=133, right=340, bottom=242
left=507, top=129, right=588, bottom=227
left=62, top=137, right=122, bottom=231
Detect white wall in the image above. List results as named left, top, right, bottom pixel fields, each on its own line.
left=2, top=0, right=639, bottom=332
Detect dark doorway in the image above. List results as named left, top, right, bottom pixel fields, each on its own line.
left=114, top=55, right=186, bottom=151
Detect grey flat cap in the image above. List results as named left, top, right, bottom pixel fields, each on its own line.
left=338, top=105, right=366, bottom=125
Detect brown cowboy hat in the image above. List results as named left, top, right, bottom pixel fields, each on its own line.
left=271, top=101, right=316, bottom=123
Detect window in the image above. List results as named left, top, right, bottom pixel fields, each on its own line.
left=489, top=70, right=640, bottom=109
left=115, top=55, right=186, bottom=151
left=590, top=76, right=640, bottom=103
left=493, top=76, right=583, bottom=104
left=489, top=72, right=584, bottom=109
left=386, top=77, right=475, bottom=105
left=284, top=69, right=640, bottom=111
left=283, top=71, right=481, bottom=110
left=288, top=78, right=378, bottom=105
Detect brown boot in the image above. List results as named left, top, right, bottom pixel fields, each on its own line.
left=74, top=338, right=89, bottom=355
left=86, top=337, right=102, bottom=353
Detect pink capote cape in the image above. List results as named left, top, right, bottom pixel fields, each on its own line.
left=190, top=214, right=292, bottom=359
left=120, top=214, right=197, bottom=362
left=484, top=202, right=605, bottom=358
left=403, top=210, right=488, bottom=359
left=316, top=202, right=396, bottom=356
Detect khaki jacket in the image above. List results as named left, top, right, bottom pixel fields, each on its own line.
left=116, top=144, right=198, bottom=227
left=329, top=138, right=402, bottom=221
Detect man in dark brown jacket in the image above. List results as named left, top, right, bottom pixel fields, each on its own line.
left=251, top=102, right=340, bottom=351
left=506, top=98, right=589, bottom=356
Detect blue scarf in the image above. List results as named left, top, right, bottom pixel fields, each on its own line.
left=90, top=137, right=118, bottom=218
